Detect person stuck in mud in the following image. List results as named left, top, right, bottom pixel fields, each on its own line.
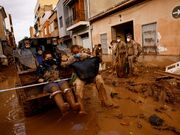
left=36, top=51, right=80, bottom=114
left=61, top=45, right=114, bottom=115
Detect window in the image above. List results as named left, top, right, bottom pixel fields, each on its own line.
left=72, top=6, right=77, bottom=20
left=49, top=22, right=54, bottom=33
left=100, top=33, right=108, bottom=54
left=59, top=17, right=63, bottom=28
left=142, top=22, right=157, bottom=54
left=42, top=13, right=45, bottom=18
left=44, top=27, right=47, bottom=35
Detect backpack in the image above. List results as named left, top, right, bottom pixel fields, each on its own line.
left=71, top=57, right=100, bottom=83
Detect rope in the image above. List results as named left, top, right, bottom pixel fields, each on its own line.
left=0, top=78, right=71, bottom=93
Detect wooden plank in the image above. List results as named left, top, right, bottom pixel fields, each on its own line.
left=155, top=71, right=180, bottom=80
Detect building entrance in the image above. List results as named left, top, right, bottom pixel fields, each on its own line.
left=112, top=21, right=134, bottom=42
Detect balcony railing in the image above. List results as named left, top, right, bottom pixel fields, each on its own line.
left=65, top=10, right=87, bottom=28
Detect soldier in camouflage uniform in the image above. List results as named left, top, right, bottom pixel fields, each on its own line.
left=114, top=36, right=127, bottom=77
left=126, top=34, right=142, bottom=75
left=36, top=51, right=80, bottom=114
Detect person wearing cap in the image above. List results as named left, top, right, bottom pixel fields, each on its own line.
left=126, top=34, right=142, bottom=75
left=114, top=36, right=127, bottom=77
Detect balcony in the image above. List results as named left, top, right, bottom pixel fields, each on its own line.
left=64, top=0, right=76, bottom=6
left=65, top=10, right=89, bottom=31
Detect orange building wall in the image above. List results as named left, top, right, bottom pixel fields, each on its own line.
left=91, top=0, right=180, bottom=55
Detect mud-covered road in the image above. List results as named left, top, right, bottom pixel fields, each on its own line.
left=0, top=63, right=180, bottom=135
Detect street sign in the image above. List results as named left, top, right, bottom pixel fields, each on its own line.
left=172, top=6, right=180, bottom=19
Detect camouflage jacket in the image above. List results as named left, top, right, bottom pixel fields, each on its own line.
left=115, top=41, right=127, bottom=59
left=127, top=40, right=142, bottom=57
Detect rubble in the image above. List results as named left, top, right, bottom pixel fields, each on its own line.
left=149, top=114, right=164, bottom=126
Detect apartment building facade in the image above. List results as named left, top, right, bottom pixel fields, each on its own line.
left=48, top=10, right=59, bottom=37
left=89, top=0, right=180, bottom=55
left=0, top=6, right=7, bottom=41
left=0, top=6, right=16, bottom=64
left=33, top=0, right=58, bottom=37
left=57, top=0, right=91, bottom=50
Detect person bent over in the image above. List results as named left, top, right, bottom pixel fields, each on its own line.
left=61, top=45, right=113, bottom=115
left=36, top=51, right=80, bottom=114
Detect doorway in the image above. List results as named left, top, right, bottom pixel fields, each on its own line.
left=112, top=21, right=134, bottom=42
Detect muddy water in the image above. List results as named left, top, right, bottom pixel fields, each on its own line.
left=0, top=67, right=25, bottom=135
left=0, top=66, right=180, bottom=135
left=0, top=67, right=99, bottom=135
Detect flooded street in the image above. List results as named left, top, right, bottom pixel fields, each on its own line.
left=0, top=0, right=180, bottom=134
left=0, top=66, right=25, bottom=135
left=0, top=64, right=180, bottom=135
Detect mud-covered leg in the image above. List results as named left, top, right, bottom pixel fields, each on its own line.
left=128, top=56, right=134, bottom=75
left=95, top=75, right=113, bottom=107
left=50, top=86, right=70, bottom=114
left=60, top=81, right=80, bottom=111
left=73, top=78, right=86, bottom=115
left=65, top=89, right=80, bottom=111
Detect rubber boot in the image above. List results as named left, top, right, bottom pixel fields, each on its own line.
left=65, top=90, right=80, bottom=111
left=97, top=83, right=113, bottom=107
left=50, top=86, right=70, bottom=114
left=77, top=95, right=87, bottom=115
left=53, top=93, right=70, bottom=113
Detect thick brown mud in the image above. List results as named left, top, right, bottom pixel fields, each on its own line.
left=0, top=64, right=180, bottom=135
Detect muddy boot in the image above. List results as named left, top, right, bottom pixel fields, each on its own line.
left=65, top=89, right=80, bottom=111
left=51, top=91, right=70, bottom=114
left=97, top=83, right=113, bottom=107
left=77, top=96, right=87, bottom=115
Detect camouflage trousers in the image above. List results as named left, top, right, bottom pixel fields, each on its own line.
left=128, top=55, right=136, bottom=75
left=115, top=56, right=126, bottom=77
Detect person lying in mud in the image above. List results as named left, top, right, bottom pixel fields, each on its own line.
left=36, top=51, right=80, bottom=114
left=61, top=45, right=114, bottom=115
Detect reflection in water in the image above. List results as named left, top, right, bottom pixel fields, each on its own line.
left=71, top=123, right=85, bottom=132
left=0, top=68, right=27, bottom=135
left=13, top=123, right=26, bottom=135
left=99, top=131, right=120, bottom=135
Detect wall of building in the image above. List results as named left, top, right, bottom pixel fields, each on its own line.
left=49, top=11, right=59, bottom=37
left=29, top=26, right=35, bottom=38
left=91, top=0, right=180, bottom=55
left=35, top=0, right=58, bottom=14
left=89, top=0, right=124, bottom=18
left=0, top=12, right=6, bottom=40
left=57, top=0, right=70, bottom=38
